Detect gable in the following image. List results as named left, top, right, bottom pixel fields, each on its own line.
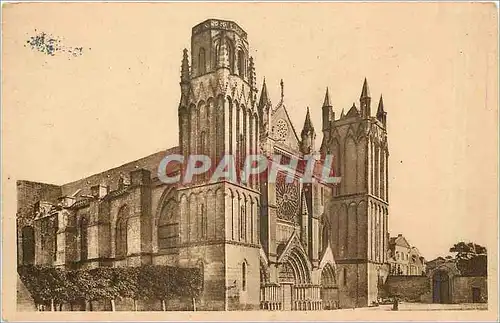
left=394, top=235, right=411, bottom=249
left=270, top=103, right=301, bottom=152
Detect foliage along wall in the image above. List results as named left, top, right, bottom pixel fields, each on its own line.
left=17, top=264, right=203, bottom=311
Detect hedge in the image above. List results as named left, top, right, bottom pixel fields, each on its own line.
left=18, top=264, right=203, bottom=311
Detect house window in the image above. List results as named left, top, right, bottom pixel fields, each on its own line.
left=343, top=268, right=348, bottom=286
left=115, top=205, right=129, bottom=258
left=242, top=262, right=247, bottom=291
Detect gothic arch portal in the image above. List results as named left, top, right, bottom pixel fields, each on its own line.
left=278, top=246, right=312, bottom=285
left=320, top=262, right=338, bottom=309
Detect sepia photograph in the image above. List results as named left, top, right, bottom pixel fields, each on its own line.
left=1, top=2, right=498, bottom=321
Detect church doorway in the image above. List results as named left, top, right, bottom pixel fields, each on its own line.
left=432, top=270, right=451, bottom=304
left=277, top=247, right=314, bottom=310
left=320, top=263, right=338, bottom=309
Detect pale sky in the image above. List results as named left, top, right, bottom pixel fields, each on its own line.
left=2, top=3, right=498, bottom=260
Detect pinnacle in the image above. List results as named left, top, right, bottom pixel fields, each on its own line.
left=360, top=77, right=370, bottom=99
left=323, top=87, right=332, bottom=107
left=377, top=94, right=385, bottom=115
left=258, top=78, right=270, bottom=107
left=302, top=107, right=315, bottom=133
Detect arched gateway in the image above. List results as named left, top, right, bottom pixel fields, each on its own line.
left=259, top=232, right=338, bottom=311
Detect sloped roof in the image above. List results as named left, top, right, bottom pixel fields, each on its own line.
left=389, top=234, right=411, bottom=249
left=61, top=146, right=179, bottom=196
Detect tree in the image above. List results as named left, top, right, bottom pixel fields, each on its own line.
left=449, top=242, right=487, bottom=276
left=89, top=267, right=120, bottom=311
left=18, top=265, right=73, bottom=311
left=138, top=265, right=173, bottom=311
left=114, top=267, right=139, bottom=311
left=70, top=268, right=100, bottom=311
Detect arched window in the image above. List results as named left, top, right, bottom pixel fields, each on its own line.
left=115, top=205, right=129, bottom=258
left=200, top=131, right=207, bottom=154
left=198, top=47, right=206, bottom=75
left=214, top=43, right=220, bottom=68
left=240, top=204, right=246, bottom=240
left=227, top=42, right=235, bottom=74
left=242, top=262, right=247, bottom=291
left=21, top=226, right=35, bottom=265
left=343, top=268, right=347, bottom=286
left=199, top=204, right=207, bottom=240
left=237, top=50, right=245, bottom=77
left=80, top=215, right=88, bottom=261
left=158, top=200, right=179, bottom=249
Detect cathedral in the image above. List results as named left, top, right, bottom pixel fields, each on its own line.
left=16, top=19, right=390, bottom=311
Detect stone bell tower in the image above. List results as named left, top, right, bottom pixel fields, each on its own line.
left=321, top=79, right=390, bottom=308
left=176, top=19, right=261, bottom=310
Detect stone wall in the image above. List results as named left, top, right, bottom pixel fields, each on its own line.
left=383, top=275, right=431, bottom=302
left=453, top=276, right=487, bottom=303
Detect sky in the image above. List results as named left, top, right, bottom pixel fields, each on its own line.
left=2, top=2, right=498, bottom=260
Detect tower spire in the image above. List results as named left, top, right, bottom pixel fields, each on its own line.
left=377, top=94, right=387, bottom=127
left=302, top=107, right=315, bottom=134
left=360, top=77, right=371, bottom=118
left=323, top=87, right=332, bottom=107
left=301, top=107, right=316, bottom=154
left=360, top=77, right=370, bottom=99
left=377, top=95, right=385, bottom=115
left=322, top=87, right=334, bottom=132
left=180, top=48, right=190, bottom=106
left=180, top=48, right=190, bottom=84
left=280, top=79, right=284, bottom=102
left=249, top=57, right=257, bottom=106
left=258, top=78, right=272, bottom=138
left=258, top=78, right=271, bottom=108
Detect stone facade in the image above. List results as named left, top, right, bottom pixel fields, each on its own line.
left=16, top=19, right=391, bottom=310
left=382, top=261, right=487, bottom=304
left=387, top=234, right=426, bottom=276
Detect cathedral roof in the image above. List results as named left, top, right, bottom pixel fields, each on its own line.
left=61, top=146, right=180, bottom=197
left=345, top=102, right=360, bottom=118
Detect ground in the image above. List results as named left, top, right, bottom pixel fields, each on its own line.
left=356, top=302, right=488, bottom=311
